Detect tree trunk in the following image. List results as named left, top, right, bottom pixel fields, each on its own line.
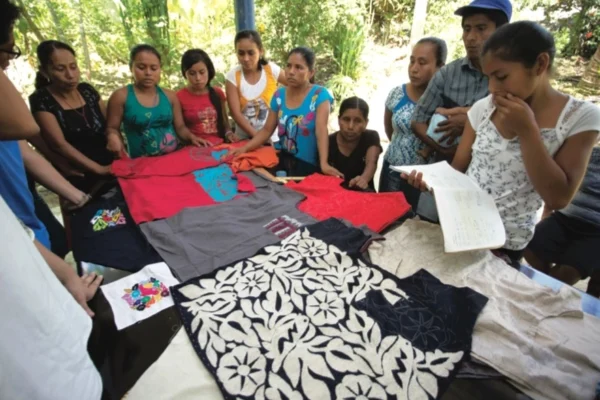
left=45, top=0, right=66, bottom=41
left=409, top=0, right=428, bottom=46
left=578, top=44, right=600, bottom=96
left=116, top=0, right=136, bottom=49
left=15, top=0, right=45, bottom=42
left=75, top=0, right=92, bottom=80
left=142, top=0, right=171, bottom=68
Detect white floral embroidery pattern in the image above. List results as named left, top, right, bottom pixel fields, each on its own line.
left=176, top=229, right=465, bottom=399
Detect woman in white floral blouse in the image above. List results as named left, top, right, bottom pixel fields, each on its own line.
left=405, top=21, right=600, bottom=263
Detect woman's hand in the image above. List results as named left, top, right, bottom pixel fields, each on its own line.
left=349, top=175, right=369, bottom=190
left=401, top=170, right=429, bottom=192
left=223, top=146, right=248, bottom=161
left=107, top=132, right=124, bottom=157
left=188, top=135, right=211, bottom=147
left=321, top=164, right=344, bottom=178
left=94, top=164, right=112, bottom=176
left=64, top=272, right=103, bottom=317
left=494, top=93, right=538, bottom=138
left=226, top=131, right=242, bottom=143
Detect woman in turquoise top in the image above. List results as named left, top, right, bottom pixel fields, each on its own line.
left=227, top=47, right=341, bottom=177
left=106, top=44, right=208, bottom=158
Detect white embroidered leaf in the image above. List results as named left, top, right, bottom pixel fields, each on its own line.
left=416, top=370, right=439, bottom=398
left=346, top=308, right=375, bottom=334
left=304, top=352, right=334, bottom=380
left=325, top=339, right=373, bottom=376
left=178, top=284, right=204, bottom=299
left=300, top=364, right=331, bottom=399
left=290, top=285, right=304, bottom=311
left=283, top=353, right=302, bottom=388
left=407, top=374, right=430, bottom=400
left=206, top=342, right=218, bottom=367
left=369, top=321, right=382, bottom=347
left=197, top=321, right=209, bottom=348
left=211, top=332, right=226, bottom=353
left=264, top=373, right=304, bottom=400
left=190, top=314, right=201, bottom=335
left=422, top=349, right=464, bottom=378
left=318, top=326, right=343, bottom=338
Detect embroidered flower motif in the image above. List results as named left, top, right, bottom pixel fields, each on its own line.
left=335, top=374, right=387, bottom=400
left=306, top=290, right=345, bottom=326
left=296, top=236, right=328, bottom=258
left=234, top=269, right=270, bottom=298
left=217, top=346, right=267, bottom=396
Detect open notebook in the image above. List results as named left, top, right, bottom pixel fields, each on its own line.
left=391, top=162, right=506, bottom=253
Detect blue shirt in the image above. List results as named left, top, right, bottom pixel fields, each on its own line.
left=384, top=84, right=430, bottom=166
left=272, top=85, right=333, bottom=166
left=0, top=141, right=50, bottom=248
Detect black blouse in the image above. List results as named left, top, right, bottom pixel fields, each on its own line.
left=29, top=82, right=112, bottom=167
left=328, top=129, right=382, bottom=190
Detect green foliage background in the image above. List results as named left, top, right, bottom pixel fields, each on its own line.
left=12, top=0, right=598, bottom=100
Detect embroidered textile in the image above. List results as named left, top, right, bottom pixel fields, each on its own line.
left=172, top=223, right=486, bottom=399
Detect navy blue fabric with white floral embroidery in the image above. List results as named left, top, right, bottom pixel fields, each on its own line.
left=172, top=219, right=487, bottom=399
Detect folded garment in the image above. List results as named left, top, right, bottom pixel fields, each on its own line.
left=286, top=174, right=410, bottom=232
left=171, top=220, right=486, bottom=400
left=369, top=219, right=600, bottom=400
left=216, top=142, right=279, bottom=172
left=140, top=171, right=316, bottom=282
left=112, top=146, right=221, bottom=178
left=114, top=147, right=256, bottom=224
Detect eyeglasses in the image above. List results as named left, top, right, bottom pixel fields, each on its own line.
left=0, top=46, right=22, bottom=60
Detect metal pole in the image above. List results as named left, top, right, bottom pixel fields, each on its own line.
left=234, top=0, right=256, bottom=31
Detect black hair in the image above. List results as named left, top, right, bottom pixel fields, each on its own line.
left=234, top=30, right=268, bottom=71
left=181, top=49, right=226, bottom=138
left=0, top=0, right=19, bottom=44
left=339, top=96, right=369, bottom=120
left=461, top=8, right=509, bottom=28
left=288, top=47, right=316, bottom=84
left=129, top=44, right=161, bottom=68
left=34, top=40, right=76, bottom=90
left=482, top=21, right=556, bottom=69
left=416, top=37, right=448, bottom=67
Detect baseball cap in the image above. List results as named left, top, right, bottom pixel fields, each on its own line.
left=455, top=0, right=512, bottom=22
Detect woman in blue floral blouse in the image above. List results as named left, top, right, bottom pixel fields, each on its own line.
left=379, top=37, right=447, bottom=208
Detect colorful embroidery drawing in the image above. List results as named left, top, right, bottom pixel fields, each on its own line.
left=122, top=277, right=170, bottom=311
left=90, top=207, right=127, bottom=231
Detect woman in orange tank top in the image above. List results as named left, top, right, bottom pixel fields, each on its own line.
left=225, top=30, right=286, bottom=142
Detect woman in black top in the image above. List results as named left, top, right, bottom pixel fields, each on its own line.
left=29, top=40, right=113, bottom=193
left=328, top=97, right=381, bottom=191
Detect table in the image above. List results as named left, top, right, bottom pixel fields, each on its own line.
left=76, top=169, right=599, bottom=399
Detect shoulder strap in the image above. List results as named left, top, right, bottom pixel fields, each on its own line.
left=235, top=68, right=242, bottom=89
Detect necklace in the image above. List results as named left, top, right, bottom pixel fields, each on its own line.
left=55, top=88, right=91, bottom=128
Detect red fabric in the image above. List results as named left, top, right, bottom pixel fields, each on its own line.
left=111, top=146, right=220, bottom=178
left=215, top=142, right=279, bottom=172
left=112, top=146, right=255, bottom=224
left=177, top=87, right=225, bottom=145
left=286, top=174, right=410, bottom=232
left=119, top=172, right=255, bottom=224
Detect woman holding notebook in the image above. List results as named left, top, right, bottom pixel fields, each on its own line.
left=404, top=22, right=600, bottom=263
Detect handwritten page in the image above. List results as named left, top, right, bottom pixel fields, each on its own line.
left=390, top=162, right=506, bottom=253
left=391, top=162, right=480, bottom=191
